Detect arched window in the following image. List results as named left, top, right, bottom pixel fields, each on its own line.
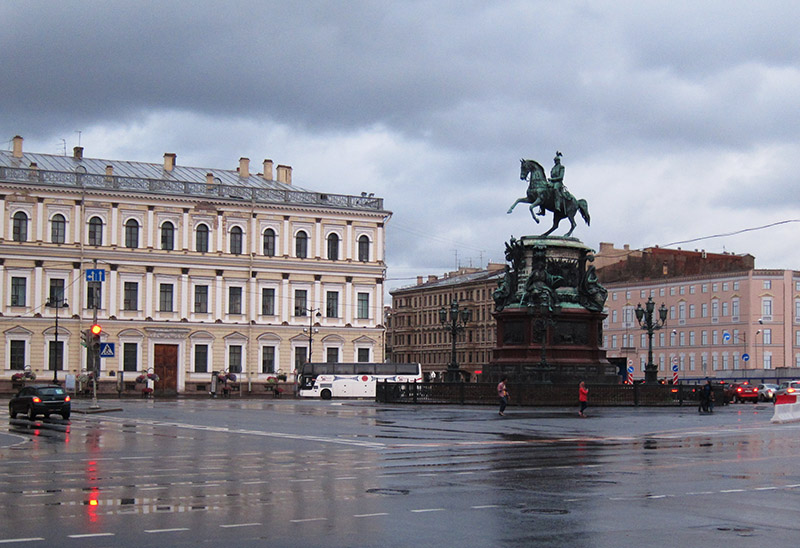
left=196, top=224, right=209, bottom=252
left=12, top=211, right=28, bottom=242
left=230, top=226, right=243, bottom=255
left=51, top=214, right=66, bottom=244
left=358, top=235, right=370, bottom=262
left=263, top=228, right=276, bottom=256
left=295, top=231, right=308, bottom=258
left=327, top=233, right=339, bottom=261
left=88, top=216, right=103, bottom=246
left=161, top=221, right=175, bottom=251
left=124, top=219, right=139, bottom=248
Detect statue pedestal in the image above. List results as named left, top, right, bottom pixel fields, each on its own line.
left=491, top=306, right=616, bottom=383
left=486, top=235, right=617, bottom=384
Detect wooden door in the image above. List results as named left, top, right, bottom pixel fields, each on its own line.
left=154, top=344, right=179, bottom=394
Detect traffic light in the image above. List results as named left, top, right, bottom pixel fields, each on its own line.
left=90, top=323, right=102, bottom=354
left=81, top=328, right=91, bottom=348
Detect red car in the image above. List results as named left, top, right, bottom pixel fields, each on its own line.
left=728, top=382, right=759, bottom=403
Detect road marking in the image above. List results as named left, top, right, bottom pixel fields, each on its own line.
left=67, top=533, right=115, bottom=538
left=289, top=479, right=315, bottom=482
left=290, top=517, right=327, bottom=523
left=335, top=476, right=357, bottom=480
left=0, top=539, right=46, bottom=544
left=471, top=505, right=500, bottom=509
left=411, top=508, right=445, bottom=513
left=720, top=489, right=745, bottom=493
left=354, top=513, right=389, bottom=518
left=144, top=528, right=190, bottom=533
left=220, top=523, right=261, bottom=528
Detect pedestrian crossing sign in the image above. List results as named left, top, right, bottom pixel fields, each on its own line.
left=99, top=342, right=115, bottom=358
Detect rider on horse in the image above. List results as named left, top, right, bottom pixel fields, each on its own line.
left=549, top=151, right=565, bottom=215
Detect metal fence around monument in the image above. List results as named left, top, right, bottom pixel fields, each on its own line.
left=376, top=381, right=723, bottom=407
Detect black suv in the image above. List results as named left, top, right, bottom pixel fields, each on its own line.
left=9, top=385, right=71, bottom=420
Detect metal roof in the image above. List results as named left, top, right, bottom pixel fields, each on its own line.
left=393, top=268, right=504, bottom=293
left=0, top=149, right=305, bottom=192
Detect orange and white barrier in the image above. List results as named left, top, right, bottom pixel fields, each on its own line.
left=771, top=393, right=800, bottom=423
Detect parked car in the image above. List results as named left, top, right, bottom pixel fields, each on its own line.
left=757, top=383, right=779, bottom=402
left=776, top=380, right=800, bottom=398
left=9, top=384, right=71, bottom=420
left=725, top=382, right=759, bottom=403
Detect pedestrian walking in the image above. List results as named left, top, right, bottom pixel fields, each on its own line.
left=699, top=379, right=712, bottom=413
left=578, top=381, right=589, bottom=417
left=498, top=377, right=509, bottom=416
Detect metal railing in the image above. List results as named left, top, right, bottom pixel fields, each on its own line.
left=376, top=381, right=725, bottom=407
left=0, top=166, right=385, bottom=211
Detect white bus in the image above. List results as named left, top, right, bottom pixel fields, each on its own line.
left=298, top=362, right=423, bottom=399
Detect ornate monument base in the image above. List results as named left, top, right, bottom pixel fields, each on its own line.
left=484, top=236, right=617, bottom=384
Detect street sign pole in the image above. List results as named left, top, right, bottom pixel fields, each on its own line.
left=90, top=259, right=100, bottom=409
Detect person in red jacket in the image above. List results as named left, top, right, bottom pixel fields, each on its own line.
left=578, top=381, right=589, bottom=418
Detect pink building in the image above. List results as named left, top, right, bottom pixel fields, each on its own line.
left=597, top=244, right=800, bottom=380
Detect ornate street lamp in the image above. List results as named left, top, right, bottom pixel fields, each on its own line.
left=45, top=296, right=69, bottom=384
left=303, top=309, right=322, bottom=363
left=439, top=299, right=472, bottom=382
left=634, top=296, right=668, bottom=383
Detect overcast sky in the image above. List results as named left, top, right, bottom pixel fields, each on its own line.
left=3, top=1, right=799, bottom=293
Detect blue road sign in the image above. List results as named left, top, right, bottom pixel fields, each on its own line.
left=723, top=331, right=731, bottom=342
left=627, top=365, right=635, bottom=374
left=742, top=353, right=750, bottom=362
left=99, top=342, right=115, bottom=358
left=86, top=269, right=106, bottom=282
left=671, top=363, right=679, bottom=372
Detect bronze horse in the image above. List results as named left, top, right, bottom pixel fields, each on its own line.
left=507, top=159, right=590, bottom=237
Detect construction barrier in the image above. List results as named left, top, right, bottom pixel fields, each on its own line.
left=771, top=393, right=800, bottom=423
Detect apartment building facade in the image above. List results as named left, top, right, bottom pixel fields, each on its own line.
left=598, top=243, right=800, bottom=379
left=388, top=265, right=504, bottom=379
left=1, top=136, right=390, bottom=393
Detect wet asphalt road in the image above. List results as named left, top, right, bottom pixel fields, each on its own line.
left=1, top=397, right=798, bottom=547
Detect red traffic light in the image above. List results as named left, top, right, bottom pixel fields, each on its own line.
left=90, top=324, right=102, bottom=335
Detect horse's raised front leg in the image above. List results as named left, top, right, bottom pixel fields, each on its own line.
left=527, top=203, right=540, bottom=223
left=507, top=198, right=526, bottom=214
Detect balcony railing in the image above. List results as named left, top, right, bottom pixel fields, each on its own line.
left=0, top=166, right=385, bottom=212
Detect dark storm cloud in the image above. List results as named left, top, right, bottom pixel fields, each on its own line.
left=4, top=1, right=799, bottom=154
left=3, top=1, right=800, bottom=277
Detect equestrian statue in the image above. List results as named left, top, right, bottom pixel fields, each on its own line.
left=507, top=152, right=590, bottom=238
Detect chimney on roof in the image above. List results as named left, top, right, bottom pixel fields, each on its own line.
left=73, top=146, right=83, bottom=160
left=417, top=276, right=423, bottom=285
left=276, top=165, right=292, bottom=185
left=262, top=159, right=273, bottom=181
left=12, top=135, right=23, bottom=158
left=238, top=157, right=250, bottom=178
left=163, top=153, right=176, bottom=172
left=206, top=173, right=215, bottom=187
left=105, top=165, right=113, bottom=177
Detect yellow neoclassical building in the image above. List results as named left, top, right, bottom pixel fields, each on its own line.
left=0, top=136, right=390, bottom=394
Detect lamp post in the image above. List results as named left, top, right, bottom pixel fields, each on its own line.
left=755, top=329, right=761, bottom=368
left=45, top=296, right=68, bottom=384
left=634, top=297, right=668, bottom=384
left=439, top=299, right=472, bottom=382
left=303, top=308, right=322, bottom=364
